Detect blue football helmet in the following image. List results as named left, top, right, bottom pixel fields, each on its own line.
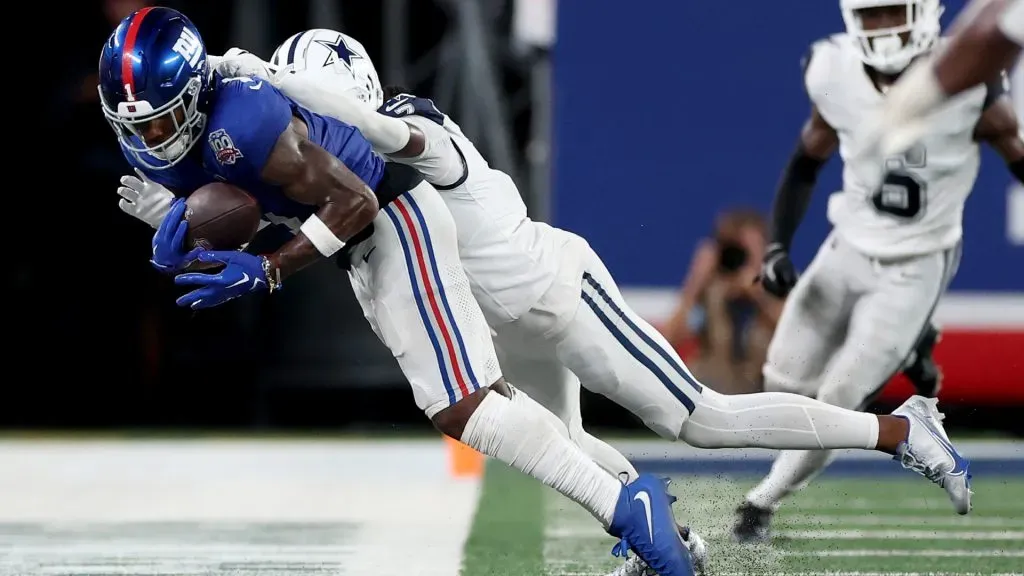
left=98, top=7, right=210, bottom=170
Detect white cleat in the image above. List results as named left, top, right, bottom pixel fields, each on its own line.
left=682, top=527, right=708, bottom=575
left=606, top=525, right=708, bottom=576
left=892, top=395, right=973, bottom=514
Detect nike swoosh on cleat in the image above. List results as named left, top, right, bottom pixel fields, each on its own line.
left=915, top=412, right=967, bottom=476
left=633, top=491, right=654, bottom=543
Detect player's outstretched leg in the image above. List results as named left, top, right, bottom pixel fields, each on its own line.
left=683, top=390, right=971, bottom=514
left=362, top=187, right=702, bottom=576
left=433, top=382, right=694, bottom=576
left=494, top=345, right=643, bottom=482
left=366, top=188, right=694, bottom=575
left=733, top=393, right=972, bottom=545
left=553, top=242, right=969, bottom=515
left=494, top=346, right=708, bottom=576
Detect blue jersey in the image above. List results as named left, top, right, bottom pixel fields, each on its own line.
left=123, top=74, right=385, bottom=223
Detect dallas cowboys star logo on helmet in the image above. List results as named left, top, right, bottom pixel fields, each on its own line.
left=314, top=33, right=361, bottom=69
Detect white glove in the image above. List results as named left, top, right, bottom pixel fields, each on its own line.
left=118, top=168, right=175, bottom=229
left=214, top=47, right=276, bottom=81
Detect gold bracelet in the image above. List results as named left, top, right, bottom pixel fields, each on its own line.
left=260, top=256, right=282, bottom=293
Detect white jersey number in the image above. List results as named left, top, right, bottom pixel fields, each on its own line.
left=379, top=93, right=445, bottom=125
left=873, top=144, right=927, bottom=221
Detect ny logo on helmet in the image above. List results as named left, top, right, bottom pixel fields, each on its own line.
left=172, top=27, right=203, bottom=69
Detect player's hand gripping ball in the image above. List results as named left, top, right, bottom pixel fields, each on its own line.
left=151, top=198, right=201, bottom=274
left=174, top=251, right=269, bottom=310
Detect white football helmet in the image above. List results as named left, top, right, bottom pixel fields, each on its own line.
left=270, top=29, right=383, bottom=110
left=840, top=0, right=944, bottom=74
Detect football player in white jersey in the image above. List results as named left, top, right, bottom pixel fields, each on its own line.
left=732, top=0, right=1024, bottom=543
left=869, top=0, right=1024, bottom=158
left=207, top=30, right=972, bottom=572
left=116, top=33, right=703, bottom=576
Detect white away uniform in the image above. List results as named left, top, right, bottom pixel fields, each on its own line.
left=763, top=34, right=994, bottom=407
left=378, top=95, right=706, bottom=445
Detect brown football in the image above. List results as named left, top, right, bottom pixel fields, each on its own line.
left=184, top=182, right=262, bottom=251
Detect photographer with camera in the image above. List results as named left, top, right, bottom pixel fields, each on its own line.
left=663, top=209, right=782, bottom=394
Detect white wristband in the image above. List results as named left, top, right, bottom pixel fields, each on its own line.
left=300, top=214, right=346, bottom=257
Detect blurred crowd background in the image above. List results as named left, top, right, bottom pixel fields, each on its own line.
left=9, top=0, right=1021, bottom=434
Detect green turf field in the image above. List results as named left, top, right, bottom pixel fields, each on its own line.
left=463, top=462, right=1024, bottom=576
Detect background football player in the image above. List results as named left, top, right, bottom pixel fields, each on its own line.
left=734, top=0, right=1024, bottom=543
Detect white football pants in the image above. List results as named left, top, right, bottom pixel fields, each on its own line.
left=497, top=233, right=882, bottom=454
left=747, top=232, right=960, bottom=509
left=347, top=182, right=502, bottom=417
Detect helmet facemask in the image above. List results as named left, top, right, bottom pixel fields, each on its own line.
left=101, top=74, right=207, bottom=170
left=841, top=0, right=944, bottom=75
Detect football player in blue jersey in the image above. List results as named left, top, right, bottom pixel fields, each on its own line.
left=100, top=6, right=382, bottom=302
left=100, top=8, right=698, bottom=575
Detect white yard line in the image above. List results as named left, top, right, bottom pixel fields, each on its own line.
left=344, top=478, right=481, bottom=576
left=772, top=529, right=1024, bottom=540
left=784, top=497, right=1020, bottom=512
left=712, top=569, right=1024, bottom=573
left=781, top=550, right=1024, bottom=558
left=542, top=476, right=1021, bottom=576
left=547, top=525, right=1024, bottom=542
left=0, top=439, right=480, bottom=576
left=552, top=570, right=1023, bottom=576
left=777, top=515, right=1024, bottom=528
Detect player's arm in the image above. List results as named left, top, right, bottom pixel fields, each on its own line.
left=274, top=73, right=426, bottom=157
left=260, top=117, right=379, bottom=281
left=770, top=38, right=839, bottom=252
left=973, top=75, right=1024, bottom=183
left=768, top=106, right=838, bottom=250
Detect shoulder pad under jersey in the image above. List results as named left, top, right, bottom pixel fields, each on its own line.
left=802, top=35, right=843, bottom=104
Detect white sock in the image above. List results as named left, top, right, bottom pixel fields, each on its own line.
left=461, top=388, right=623, bottom=526
left=501, top=383, right=639, bottom=483
left=680, top=390, right=879, bottom=450
left=745, top=449, right=836, bottom=510
left=576, top=430, right=640, bottom=484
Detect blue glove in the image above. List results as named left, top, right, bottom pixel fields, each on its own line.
left=151, top=197, right=200, bottom=273
left=174, top=250, right=269, bottom=309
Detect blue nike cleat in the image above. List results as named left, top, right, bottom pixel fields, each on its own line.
left=607, top=474, right=695, bottom=576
